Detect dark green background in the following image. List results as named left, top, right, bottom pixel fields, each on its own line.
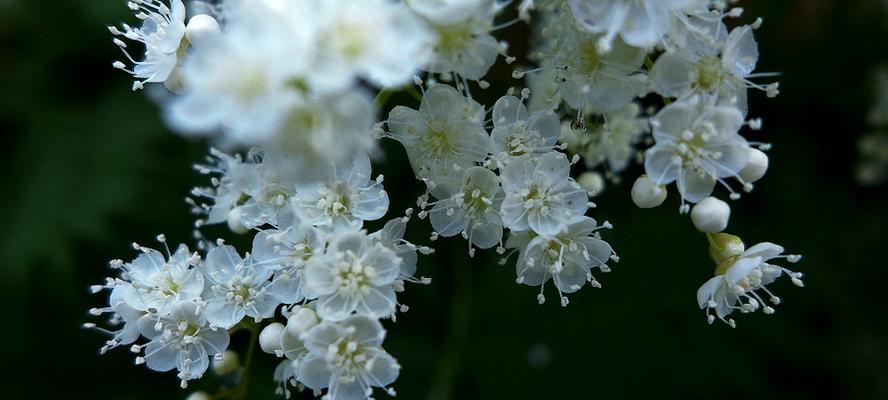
left=1, top=0, right=886, bottom=398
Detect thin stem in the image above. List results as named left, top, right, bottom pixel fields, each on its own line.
left=427, top=244, right=473, bottom=400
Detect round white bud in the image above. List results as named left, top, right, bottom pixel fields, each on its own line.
left=227, top=206, right=250, bottom=234
left=691, top=197, right=731, bottom=233
left=259, top=322, right=286, bottom=354
left=286, top=307, right=320, bottom=337
left=186, top=392, right=212, bottom=400
left=212, top=350, right=240, bottom=376
left=577, top=171, right=605, bottom=196
left=185, top=14, right=221, bottom=48
left=631, top=175, right=667, bottom=208
left=739, top=148, right=769, bottom=183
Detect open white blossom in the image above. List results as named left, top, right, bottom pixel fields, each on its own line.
left=290, top=156, right=389, bottom=232
left=500, top=153, right=590, bottom=236
left=138, top=301, right=230, bottom=386
left=490, top=95, right=561, bottom=164
left=650, top=23, right=776, bottom=114
left=304, top=230, right=402, bottom=321
left=429, top=166, right=505, bottom=250
left=552, top=24, right=647, bottom=113
left=697, top=240, right=804, bottom=327
left=579, top=102, right=649, bottom=173
left=644, top=96, right=750, bottom=203
left=419, top=1, right=501, bottom=80
left=510, top=215, right=615, bottom=306
left=114, top=242, right=203, bottom=317
left=568, top=0, right=708, bottom=52
left=387, top=84, right=490, bottom=193
left=252, top=224, right=327, bottom=305
left=298, top=315, right=400, bottom=400
left=305, top=0, right=434, bottom=92
left=110, top=0, right=187, bottom=90
left=202, top=244, right=277, bottom=329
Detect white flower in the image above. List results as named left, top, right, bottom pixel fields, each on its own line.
left=290, top=155, right=389, bottom=232
left=421, top=4, right=502, bottom=80
left=110, top=0, right=187, bottom=90
left=650, top=24, right=775, bottom=114
left=697, top=241, right=804, bottom=327
left=387, top=84, right=491, bottom=192
left=192, top=149, right=260, bottom=226
left=553, top=26, right=647, bottom=113
left=369, top=216, right=430, bottom=281
left=406, top=0, right=490, bottom=25
left=305, top=0, right=434, bottom=91
left=643, top=96, right=750, bottom=203
left=88, top=284, right=147, bottom=354
left=500, top=153, right=589, bottom=236
left=429, top=167, right=504, bottom=250
left=490, top=95, right=561, bottom=164
left=304, top=230, right=402, bottom=321
left=252, top=224, right=327, bottom=304
left=579, top=102, right=649, bottom=173
left=116, top=242, right=204, bottom=316
left=297, top=315, right=400, bottom=400
left=202, top=244, right=277, bottom=329
left=510, top=216, right=615, bottom=306
left=567, top=0, right=708, bottom=52
left=163, top=0, right=314, bottom=141
left=139, top=301, right=230, bottom=386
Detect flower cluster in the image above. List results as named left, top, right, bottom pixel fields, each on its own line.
left=90, top=0, right=807, bottom=399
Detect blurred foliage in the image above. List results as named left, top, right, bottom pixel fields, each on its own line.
left=0, top=0, right=887, bottom=399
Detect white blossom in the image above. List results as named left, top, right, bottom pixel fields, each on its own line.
left=304, top=0, right=434, bottom=91
left=509, top=216, right=615, bottom=306
left=297, top=315, right=400, bottom=400
left=290, top=155, right=389, bottom=232
left=387, top=84, right=490, bottom=193
left=252, top=224, right=327, bottom=305
left=202, top=244, right=277, bottom=329
left=429, top=166, right=504, bottom=250
left=110, top=0, right=187, bottom=90
left=643, top=96, right=750, bottom=204
left=650, top=23, right=775, bottom=114
left=567, top=0, right=708, bottom=52
left=490, top=95, right=561, bottom=164
left=115, top=243, right=203, bottom=316
left=139, top=301, right=230, bottom=386
left=304, top=230, right=402, bottom=321
left=697, top=240, right=804, bottom=327
left=500, top=152, right=589, bottom=236
left=579, top=102, right=649, bottom=173
left=552, top=23, right=647, bottom=113
left=420, top=2, right=502, bottom=80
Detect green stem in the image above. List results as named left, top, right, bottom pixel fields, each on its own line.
left=405, top=85, right=423, bottom=102
left=234, top=323, right=259, bottom=399
left=427, top=247, right=473, bottom=400
left=374, top=89, right=394, bottom=109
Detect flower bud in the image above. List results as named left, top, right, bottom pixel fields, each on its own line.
left=227, top=206, right=250, bottom=234
left=739, top=148, right=769, bottom=183
left=708, top=233, right=746, bottom=275
left=286, top=307, right=319, bottom=337
left=577, top=171, right=605, bottom=196
left=186, top=392, right=212, bottom=400
left=212, top=350, right=240, bottom=376
left=259, top=322, right=286, bottom=354
left=691, top=197, right=730, bottom=233
left=185, top=14, right=221, bottom=48
left=631, top=175, right=667, bottom=208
